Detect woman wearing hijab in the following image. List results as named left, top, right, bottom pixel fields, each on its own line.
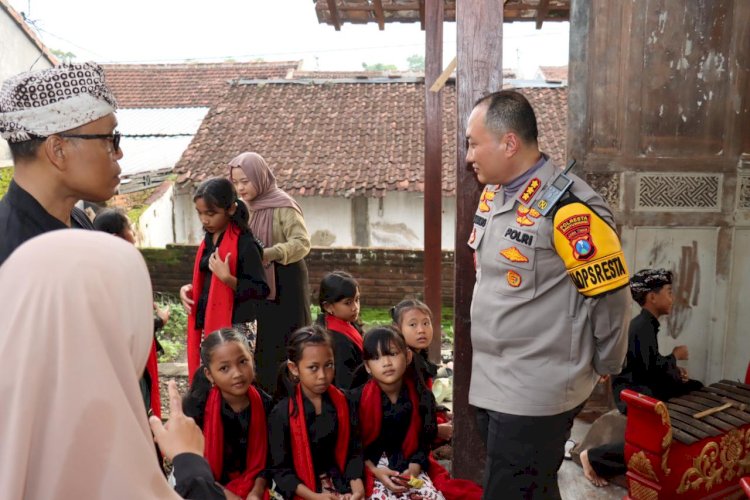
left=228, top=152, right=312, bottom=395
left=0, top=230, right=224, bottom=500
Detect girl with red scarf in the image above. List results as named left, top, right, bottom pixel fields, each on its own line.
left=268, top=326, right=365, bottom=499
left=182, top=328, right=272, bottom=500
left=316, top=271, right=367, bottom=389
left=180, top=177, right=270, bottom=382
left=350, top=327, right=444, bottom=500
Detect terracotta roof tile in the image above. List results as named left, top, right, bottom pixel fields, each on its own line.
left=539, top=65, right=568, bottom=82
left=102, top=61, right=301, bottom=108
left=174, top=79, right=567, bottom=197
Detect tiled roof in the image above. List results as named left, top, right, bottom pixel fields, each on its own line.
left=102, top=61, right=301, bottom=108
left=174, top=79, right=567, bottom=197
left=0, top=0, right=57, bottom=66
left=539, top=65, right=568, bottom=83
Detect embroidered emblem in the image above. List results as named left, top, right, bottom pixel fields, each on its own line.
left=519, top=177, right=541, bottom=205
left=506, top=270, right=522, bottom=287
left=479, top=188, right=496, bottom=213
left=537, top=199, right=549, bottom=210
left=516, top=205, right=541, bottom=227
left=503, top=227, right=535, bottom=248
left=500, top=247, right=529, bottom=263
left=469, top=228, right=477, bottom=245
left=556, top=214, right=597, bottom=261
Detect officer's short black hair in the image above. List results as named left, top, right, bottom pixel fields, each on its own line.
left=474, top=90, right=539, bottom=145
left=8, top=137, right=45, bottom=162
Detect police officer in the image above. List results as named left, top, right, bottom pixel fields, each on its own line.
left=465, top=90, right=631, bottom=499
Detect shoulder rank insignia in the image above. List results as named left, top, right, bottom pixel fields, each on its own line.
left=500, top=247, right=529, bottom=263
left=478, top=187, right=496, bottom=213
left=518, top=177, right=541, bottom=206
left=553, top=202, right=629, bottom=297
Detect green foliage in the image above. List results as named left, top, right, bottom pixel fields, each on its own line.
left=155, top=295, right=187, bottom=363
left=406, top=54, right=425, bottom=71
left=361, top=62, right=398, bottom=71
left=51, top=48, right=76, bottom=63
left=0, top=167, right=13, bottom=198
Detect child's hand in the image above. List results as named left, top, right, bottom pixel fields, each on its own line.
left=404, top=463, right=422, bottom=479
left=246, top=494, right=262, bottom=500
left=179, top=284, right=194, bottom=313
left=437, top=422, right=453, bottom=441
left=313, top=494, right=338, bottom=500
left=678, top=366, right=690, bottom=382
left=208, top=249, right=232, bottom=283
left=672, top=345, right=689, bottom=360
left=375, top=467, right=408, bottom=493
left=348, top=478, right=365, bottom=500
left=154, top=302, right=170, bottom=326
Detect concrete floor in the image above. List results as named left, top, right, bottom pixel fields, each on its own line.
left=559, top=419, right=626, bottom=500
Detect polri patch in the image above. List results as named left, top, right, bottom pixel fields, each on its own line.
left=503, top=226, right=535, bottom=248
left=499, top=246, right=529, bottom=263
left=506, top=270, right=522, bottom=287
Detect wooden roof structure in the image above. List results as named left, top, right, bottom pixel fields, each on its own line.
left=313, top=0, right=570, bottom=30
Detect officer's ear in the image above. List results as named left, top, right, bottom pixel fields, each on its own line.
left=43, top=135, right=68, bottom=171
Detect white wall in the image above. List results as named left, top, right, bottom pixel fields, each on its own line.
left=173, top=187, right=204, bottom=245
left=137, top=183, right=174, bottom=248
left=298, top=196, right=353, bottom=247
left=367, top=192, right=456, bottom=250
left=0, top=8, right=55, bottom=164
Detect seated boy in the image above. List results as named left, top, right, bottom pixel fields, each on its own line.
left=579, top=268, right=703, bottom=487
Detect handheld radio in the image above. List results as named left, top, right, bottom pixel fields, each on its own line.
left=532, top=159, right=576, bottom=216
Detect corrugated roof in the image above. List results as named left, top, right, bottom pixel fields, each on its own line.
left=119, top=136, right=193, bottom=176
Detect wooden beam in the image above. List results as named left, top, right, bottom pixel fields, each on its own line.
left=429, top=56, right=457, bottom=92
left=418, top=0, right=426, bottom=30
left=326, top=0, right=341, bottom=31
left=424, top=0, right=444, bottom=364
left=373, top=0, right=386, bottom=30
left=453, top=0, right=505, bottom=484
left=536, top=0, right=550, bottom=29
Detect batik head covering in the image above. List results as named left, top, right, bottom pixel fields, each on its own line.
left=0, top=230, right=182, bottom=499
left=0, top=62, right=117, bottom=142
left=228, top=151, right=303, bottom=301
left=630, top=268, right=673, bottom=304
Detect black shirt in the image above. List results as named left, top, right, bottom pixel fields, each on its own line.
left=184, top=388, right=273, bottom=484
left=350, top=384, right=433, bottom=472
left=269, top=391, right=363, bottom=499
left=612, top=308, right=682, bottom=411
left=316, top=314, right=367, bottom=390
left=172, top=453, right=229, bottom=499
left=0, top=179, right=94, bottom=266
left=195, top=229, right=269, bottom=328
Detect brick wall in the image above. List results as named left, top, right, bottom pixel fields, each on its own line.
left=141, top=245, right=456, bottom=307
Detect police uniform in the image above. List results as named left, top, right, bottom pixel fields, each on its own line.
left=468, top=157, right=631, bottom=498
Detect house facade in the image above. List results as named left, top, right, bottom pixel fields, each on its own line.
left=0, top=0, right=57, bottom=165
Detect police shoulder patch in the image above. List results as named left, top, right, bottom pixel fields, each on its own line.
left=553, top=202, right=629, bottom=297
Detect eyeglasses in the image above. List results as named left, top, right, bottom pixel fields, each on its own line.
left=57, top=131, right=121, bottom=152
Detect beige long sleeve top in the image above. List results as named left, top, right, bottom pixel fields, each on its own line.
left=252, top=207, right=311, bottom=265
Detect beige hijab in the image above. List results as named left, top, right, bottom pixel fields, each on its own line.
left=0, top=230, right=182, bottom=500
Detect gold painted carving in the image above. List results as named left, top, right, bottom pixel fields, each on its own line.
left=629, top=479, right=658, bottom=500
left=655, top=401, right=672, bottom=476
left=720, top=429, right=744, bottom=481
left=629, top=451, right=658, bottom=481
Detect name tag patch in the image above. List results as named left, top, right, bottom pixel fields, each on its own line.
left=473, top=214, right=487, bottom=227
left=503, top=227, right=535, bottom=248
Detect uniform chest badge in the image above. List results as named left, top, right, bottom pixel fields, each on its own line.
left=469, top=227, right=477, bottom=245
left=556, top=213, right=597, bottom=261
left=499, top=246, right=529, bottom=263
left=478, top=188, right=496, bottom=213
left=506, top=270, right=522, bottom=287
left=518, top=177, right=541, bottom=206
left=516, top=205, right=541, bottom=227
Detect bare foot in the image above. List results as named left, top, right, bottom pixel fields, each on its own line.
left=580, top=449, right=609, bottom=487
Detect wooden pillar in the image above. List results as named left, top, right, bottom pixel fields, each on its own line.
left=424, top=0, right=444, bottom=362
left=452, top=0, right=504, bottom=482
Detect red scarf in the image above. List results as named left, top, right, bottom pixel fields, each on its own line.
left=359, top=378, right=421, bottom=496
left=187, top=224, right=240, bottom=382
left=203, top=386, right=269, bottom=499
left=289, top=384, right=350, bottom=499
left=359, top=378, right=482, bottom=500
left=145, top=338, right=161, bottom=418
left=325, top=314, right=364, bottom=351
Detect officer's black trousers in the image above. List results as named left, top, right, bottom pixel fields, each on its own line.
left=475, top=403, right=583, bottom=500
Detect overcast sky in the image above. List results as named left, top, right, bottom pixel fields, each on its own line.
left=9, top=0, right=569, bottom=78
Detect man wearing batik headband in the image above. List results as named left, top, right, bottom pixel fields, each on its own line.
left=612, top=268, right=703, bottom=411
left=0, top=62, right=122, bottom=266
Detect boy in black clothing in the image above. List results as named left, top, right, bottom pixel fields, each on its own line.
left=580, top=268, right=703, bottom=487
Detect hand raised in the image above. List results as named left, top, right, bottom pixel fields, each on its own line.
left=149, top=380, right=204, bottom=460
